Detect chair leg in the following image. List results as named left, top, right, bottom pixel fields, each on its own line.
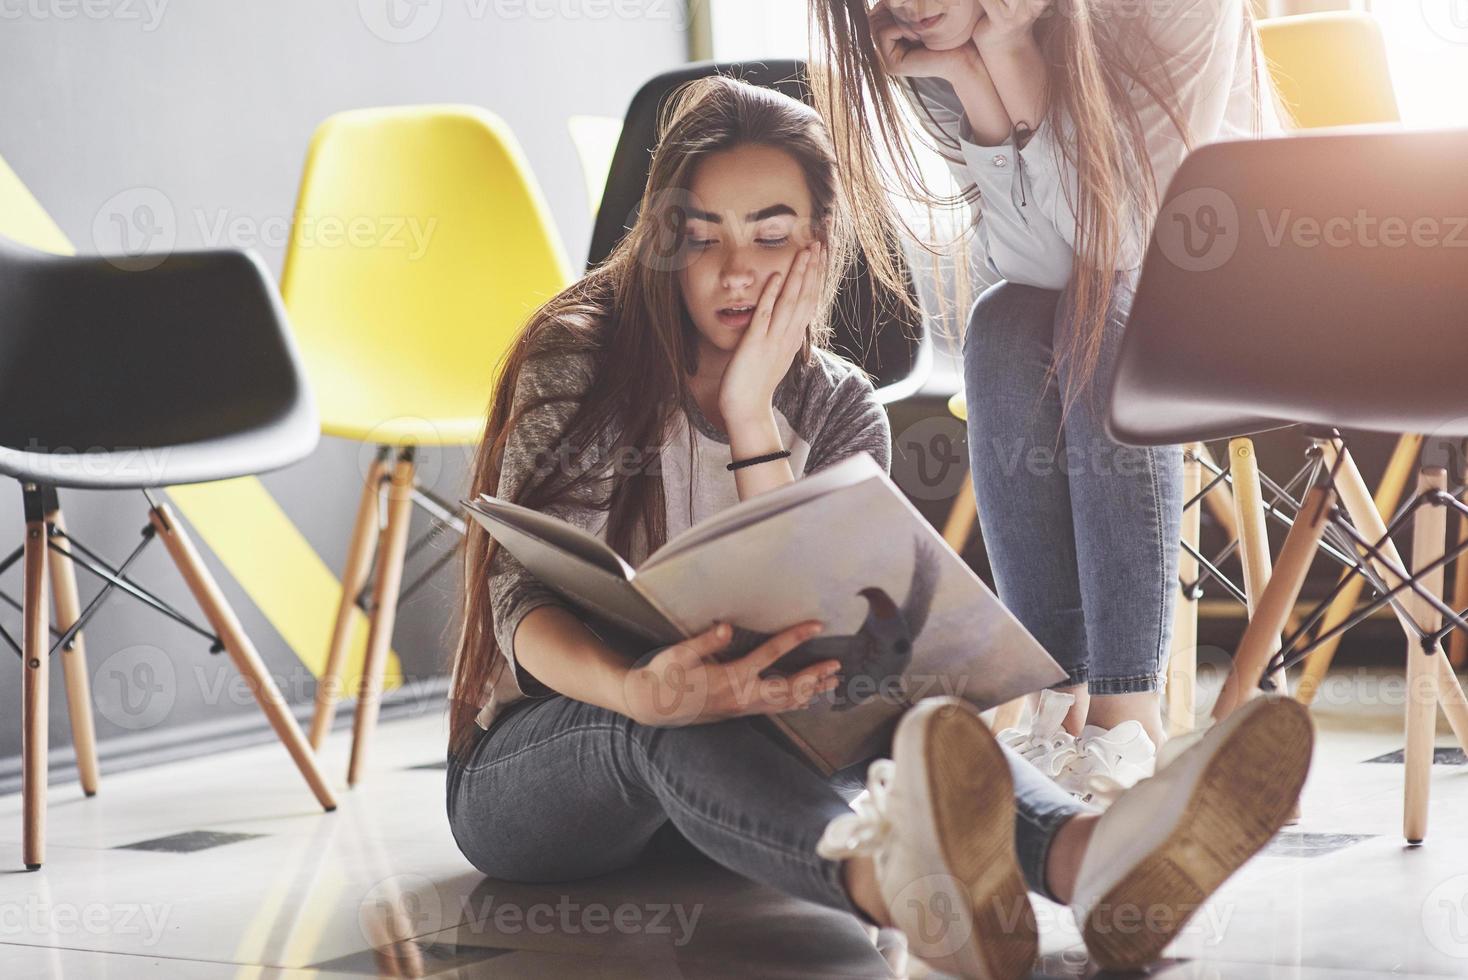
left=309, top=449, right=390, bottom=751
left=1167, top=444, right=1202, bottom=735
left=1229, top=438, right=1287, bottom=693
left=1194, top=441, right=1240, bottom=543
left=941, top=475, right=1027, bottom=730
left=1403, top=464, right=1447, bottom=844
left=1449, top=514, right=1468, bottom=669
left=1316, top=440, right=1468, bottom=754
left=45, top=504, right=100, bottom=798
left=21, top=486, right=50, bottom=870
left=941, top=475, right=977, bottom=554
left=989, top=696, right=1026, bottom=734
left=347, top=449, right=417, bottom=787
left=1213, top=484, right=1333, bottom=722
left=148, top=499, right=337, bottom=812
left=1298, top=434, right=1422, bottom=703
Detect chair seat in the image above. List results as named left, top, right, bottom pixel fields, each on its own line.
left=0, top=238, right=319, bottom=489
left=1109, top=128, right=1468, bottom=447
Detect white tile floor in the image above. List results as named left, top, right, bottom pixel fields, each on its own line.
left=3, top=668, right=1468, bottom=979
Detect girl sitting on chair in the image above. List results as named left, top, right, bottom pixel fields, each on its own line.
left=446, top=74, right=1310, bottom=979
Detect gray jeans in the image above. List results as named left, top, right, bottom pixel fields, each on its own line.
left=963, top=280, right=1184, bottom=694
left=445, top=694, right=1088, bottom=917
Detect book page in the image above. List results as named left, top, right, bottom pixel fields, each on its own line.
left=466, top=496, right=633, bottom=578
left=633, top=472, right=1066, bottom=772
left=462, top=502, right=682, bottom=645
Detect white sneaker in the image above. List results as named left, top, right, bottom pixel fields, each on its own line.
left=1070, top=696, right=1313, bottom=971
left=996, top=689, right=1078, bottom=779
left=817, top=697, right=1038, bottom=980
left=1056, top=721, right=1157, bottom=806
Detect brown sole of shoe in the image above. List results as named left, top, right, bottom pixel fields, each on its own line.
left=920, top=700, right=1038, bottom=980
left=1082, top=698, right=1314, bottom=971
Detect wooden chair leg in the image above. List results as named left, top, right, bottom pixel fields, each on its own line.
left=1449, top=513, right=1468, bottom=669
left=1213, top=484, right=1333, bottom=722
left=1167, top=444, right=1203, bottom=735
left=989, top=696, right=1027, bottom=733
left=22, top=486, right=50, bottom=870
left=309, top=449, right=390, bottom=750
left=1318, top=441, right=1468, bottom=757
left=1194, top=441, right=1240, bottom=543
left=45, top=504, right=100, bottom=798
left=148, top=499, right=337, bottom=812
left=1298, top=434, right=1422, bottom=703
left=941, top=475, right=978, bottom=554
left=1229, top=438, right=1287, bottom=694
left=347, top=449, right=417, bottom=787
left=1403, top=465, right=1447, bottom=844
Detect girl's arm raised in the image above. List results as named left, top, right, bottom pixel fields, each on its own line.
left=971, top=0, right=1049, bottom=135
left=869, top=0, right=1012, bottom=144
left=719, top=244, right=827, bottom=500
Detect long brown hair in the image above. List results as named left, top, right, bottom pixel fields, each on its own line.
left=809, top=0, right=1274, bottom=409
left=448, top=74, right=906, bottom=753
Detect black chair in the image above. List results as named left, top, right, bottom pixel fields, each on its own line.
left=588, top=60, right=930, bottom=404
left=0, top=234, right=336, bottom=870
left=1107, top=126, right=1468, bottom=844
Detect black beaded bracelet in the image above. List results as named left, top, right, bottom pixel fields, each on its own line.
left=727, top=449, right=792, bottom=472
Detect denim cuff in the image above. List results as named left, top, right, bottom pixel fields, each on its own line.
left=1087, top=672, right=1164, bottom=695
left=1052, top=664, right=1087, bottom=689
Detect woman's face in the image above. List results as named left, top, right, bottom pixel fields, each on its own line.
left=676, top=144, right=820, bottom=358
left=883, top=0, right=985, bottom=51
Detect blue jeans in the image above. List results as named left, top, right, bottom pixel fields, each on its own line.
left=963, top=280, right=1183, bottom=694
left=446, top=695, right=1089, bottom=917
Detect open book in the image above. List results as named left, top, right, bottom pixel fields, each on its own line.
left=463, top=453, right=1066, bottom=774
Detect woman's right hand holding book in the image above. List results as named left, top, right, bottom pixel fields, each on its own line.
left=624, top=621, right=841, bottom=727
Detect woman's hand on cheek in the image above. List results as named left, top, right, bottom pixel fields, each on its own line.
left=869, top=0, right=981, bottom=83
left=971, top=0, right=1047, bottom=55
left=717, top=242, right=825, bottom=430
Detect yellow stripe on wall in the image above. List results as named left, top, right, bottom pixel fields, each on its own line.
left=0, top=156, right=74, bottom=254
left=168, top=480, right=403, bottom=696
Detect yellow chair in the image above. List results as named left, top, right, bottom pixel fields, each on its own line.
left=943, top=12, right=1406, bottom=733
left=282, top=105, right=572, bottom=784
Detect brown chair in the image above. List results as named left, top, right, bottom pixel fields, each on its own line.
left=1107, top=126, right=1468, bottom=844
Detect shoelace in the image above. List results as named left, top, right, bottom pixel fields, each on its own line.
left=815, top=759, right=896, bottom=860
left=1059, top=744, right=1133, bottom=806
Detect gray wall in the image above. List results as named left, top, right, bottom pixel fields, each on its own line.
left=0, top=0, right=686, bottom=785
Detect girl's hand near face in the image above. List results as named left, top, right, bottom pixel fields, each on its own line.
left=624, top=621, right=841, bottom=727
left=716, top=241, right=826, bottom=429
left=868, top=1, right=1013, bottom=145
left=869, top=0, right=982, bottom=83
left=971, top=0, right=1048, bottom=56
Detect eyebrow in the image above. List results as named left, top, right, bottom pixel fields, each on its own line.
left=685, top=204, right=798, bottom=223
